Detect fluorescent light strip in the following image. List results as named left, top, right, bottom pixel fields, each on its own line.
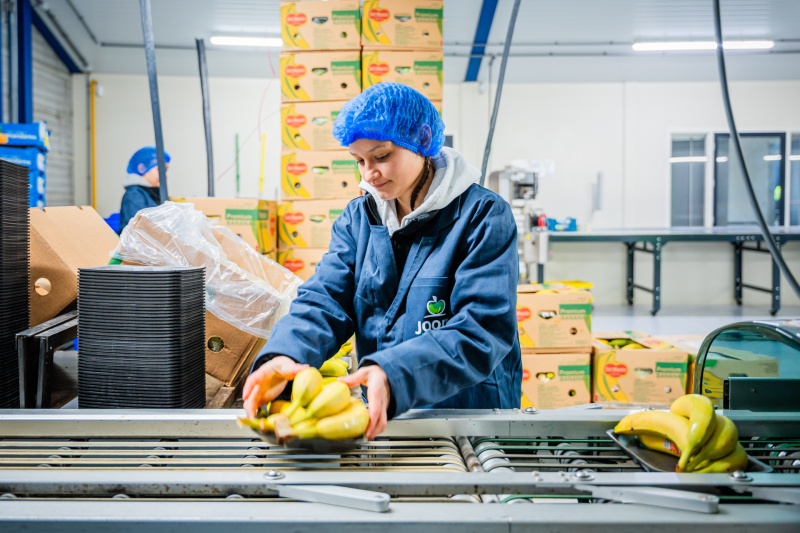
left=633, top=40, right=774, bottom=52
left=209, top=36, right=282, bottom=47
left=669, top=156, right=707, bottom=163
left=716, top=156, right=728, bottom=163
left=763, top=155, right=782, bottom=161
left=791, top=155, right=800, bottom=161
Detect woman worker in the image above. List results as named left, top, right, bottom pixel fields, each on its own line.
left=244, top=83, right=521, bottom=439
left=118, top=146, right=170, bottom=233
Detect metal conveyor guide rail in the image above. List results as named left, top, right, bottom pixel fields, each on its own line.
left=0, top=408, right=799, bottom=531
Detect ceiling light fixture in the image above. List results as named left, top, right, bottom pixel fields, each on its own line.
left=209, top=36, right=282, bottom=47
left=669, top=156, right=707, bottom=163
left=632, top=40, right=774, bottom=52
left=763, top=155, right=782, bottom=161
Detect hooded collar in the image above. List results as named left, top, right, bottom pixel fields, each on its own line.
left=123, top=173, right=155, bottom=189
left=359, top=147, right=480, bottom=236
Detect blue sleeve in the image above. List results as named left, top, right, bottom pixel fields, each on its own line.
left=361, top=198, right=518, bottom=417
left=119, top=187, right=155, bottom=234
left=254, top=202, right=358, bottom=368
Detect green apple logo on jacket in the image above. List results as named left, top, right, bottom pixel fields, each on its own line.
left=426, top=296, right=446, bottom=317
left=415, top=296, right=448, bottom=335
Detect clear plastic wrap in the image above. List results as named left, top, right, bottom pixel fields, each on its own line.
left=112, top=201, right=302, bottom=338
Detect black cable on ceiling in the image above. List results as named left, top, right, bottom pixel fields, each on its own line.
left=712, top=0, right=800, bottom=304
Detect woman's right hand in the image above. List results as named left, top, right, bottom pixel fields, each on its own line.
left=242, top=356, right=308, bottom=418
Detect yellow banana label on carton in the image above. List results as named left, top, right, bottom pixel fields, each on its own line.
left=594, top=350, right=631, bottom=402
left=281, top=104, right=311, bottom=150
left=278, top=202, right=308, bottom=248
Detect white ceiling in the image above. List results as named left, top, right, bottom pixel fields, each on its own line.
left=38, top=0, right=800, bottom=82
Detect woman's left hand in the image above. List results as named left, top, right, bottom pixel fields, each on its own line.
left=339, top=365, right=391, bottom=440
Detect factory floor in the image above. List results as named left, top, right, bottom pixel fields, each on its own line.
left=594, top=304, right=800, bottom=335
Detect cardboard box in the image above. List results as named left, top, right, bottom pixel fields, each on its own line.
left=281, top=150, right=360, bottom=199
left=281, top=51, right=362, bottom=102
left=516, top=284, right=592, bottom=352
left=205, top=311, right=267, bottom=387
left=592, top=331, right=689, bottom=405
left=521, top=352, right=592, bottom=409
left=263, top=251, right=278, bottom=262
left=0, top=121, right=49, bottom=150
left=362, top=49, right=443, bottom=101
left=362, top=0, right=443, bottom=50
left=30, top=206, right=120, bottom=326
left=282, top=100, right=347, bottom=151
left=278, top=199, right=349, bottom=249
left=173, top=197, right=277, bottom=253
left=281, top=0, right=361, bottom=50
left=699, top=346, right=780, bottom=408
left=278, top=247, right=327, bottom=281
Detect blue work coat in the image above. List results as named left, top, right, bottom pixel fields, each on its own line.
left=258, top=184, right=521, bottom=417
left=119, top=185, right=160, bottom=234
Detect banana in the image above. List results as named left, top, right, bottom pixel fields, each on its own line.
left=615, top=410, right=691, bottom=454
left=340, top=343, right=353, bottom=355
left=316, top=399, right=369, bottom=440
left=291, top=418, right=318, bottom=440
left=298, top=381, right=350, bottom=422
left=268, top=400, right=290, bottom=415
left=670, top=394, right=717, bottom=471
left=637, top=434, right=681, bottom=457
left=322, top=376, right=339, bottom=386
left=621, top=343, right=645, bottom=350
left=237, top=417, right=274, bottom=433
left=283, top=367, right=323, bottom=418
left=287, top=406, right=309, bottom=425
left=320, top=358, right=347, bottom=377
left=694, top=443, right=748, bottom=473
left=685, top=415, right=739, bottom=472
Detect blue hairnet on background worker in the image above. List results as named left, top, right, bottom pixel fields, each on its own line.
left=244, top=82, right=521, bottom=439
left=118, top=146, right=170, bottom=234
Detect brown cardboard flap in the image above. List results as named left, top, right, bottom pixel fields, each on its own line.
left=30, top=206, right=119, bottom=326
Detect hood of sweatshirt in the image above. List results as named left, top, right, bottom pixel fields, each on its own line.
left=359, top=147, right=480, bottom=236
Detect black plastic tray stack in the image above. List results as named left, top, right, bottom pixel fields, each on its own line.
left=0, top=160, right=31, bottom=408
left=77, top=265, right=206, bottom=408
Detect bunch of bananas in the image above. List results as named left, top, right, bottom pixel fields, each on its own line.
left=596, top=338, right=646, bottom=350
left=239, top=365, right=368, bottom=444
left=614, top=393, right=747, bottom=473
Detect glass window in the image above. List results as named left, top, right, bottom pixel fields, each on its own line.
left=670, top=134, right=706, bottom=227
left=714, top=133, right=786, bottom=226
left=791, top=134, right=799, bottom=226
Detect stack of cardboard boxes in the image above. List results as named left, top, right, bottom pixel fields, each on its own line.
left=516, top=284, right=594, bottom=409
left=277, top=1, right=444, bottom=281
left=0, top=122, right=50, bottom=208
left=360, top=0, right=444, bottom=113
left=278, top=0, right=363, bottom=280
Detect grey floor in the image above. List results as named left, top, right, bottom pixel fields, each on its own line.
left=593, top=304, right=800, bottom=336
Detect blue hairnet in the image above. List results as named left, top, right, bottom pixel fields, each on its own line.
left=332, top=82, right=445, bottom=157
left=127, top=146, right=171, bottom=176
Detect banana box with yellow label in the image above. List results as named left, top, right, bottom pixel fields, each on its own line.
left=277, top=247, right=328, bottom=281
left=281, top=0, right=361, bottom=51
left=699, top=347, right=779, bottom=408
left=516, top=283, right=592, bottom=352
left=521, top=352, right=592, bottom=409
left=278, top=199, right=349, bottom=249
left=362, top=49, right=443, bottom=101
left=281, top=51, right=362, bottom=102
left=592, top=331, right=688, bottom=405
left=281, top=150, right=361, bottom=200
left=281, top=100, right=348, bottom=151
left=172, top=197, right=277, bottom=253
left=362, top=0, right=443, bottom=50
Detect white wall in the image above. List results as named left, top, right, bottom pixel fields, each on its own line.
left=89, top=73, right=282, bottom=218
left=77, top=75, right=800, bottom=308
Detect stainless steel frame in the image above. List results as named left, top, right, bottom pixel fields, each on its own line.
left=1, top=407, right=799, bottom=531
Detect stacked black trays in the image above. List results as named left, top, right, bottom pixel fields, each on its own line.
left=0, top=161, right=30, bottom=408
left=77, top=265, right=206, bottom=408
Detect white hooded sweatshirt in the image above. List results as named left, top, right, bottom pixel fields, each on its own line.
left=358, top=147, right=481, bottom=236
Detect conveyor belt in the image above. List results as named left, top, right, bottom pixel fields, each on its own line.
left=1, top=409, right=799, bottom=532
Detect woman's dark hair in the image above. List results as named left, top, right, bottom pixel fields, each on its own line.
left=409, top=156, right=434, bottom=211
